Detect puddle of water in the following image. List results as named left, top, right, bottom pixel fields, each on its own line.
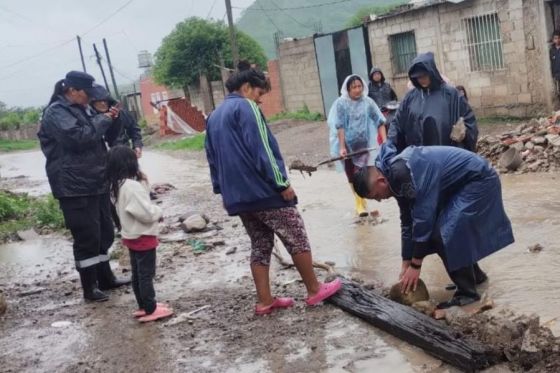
left=292, top=170, right=560, bottom=335
left=0, top=237, right=70, bottom=266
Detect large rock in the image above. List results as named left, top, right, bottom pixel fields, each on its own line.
left=178, top=211, right=210, bottom=224
left=546, top=134, right=560, bottom=147
left=0, top=292, right=6, bottom=315
left=532, top=136, right=547, bottom=146
left=389, top=279, right=430, bottom=306
left=181, top=214, right=207, bottom=233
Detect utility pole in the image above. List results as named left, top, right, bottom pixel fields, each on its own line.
left=76, top=35, right=87, bottom=73
left=102, top=38, right=119, bottom=98
left=93, top=43, right=110, bottom=91
left=225, top=0, right=239, bottom=67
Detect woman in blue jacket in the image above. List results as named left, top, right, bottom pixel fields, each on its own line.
left=205, top=63, right=341, bottom=315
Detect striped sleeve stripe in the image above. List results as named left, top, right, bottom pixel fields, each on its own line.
left=246, top=99, right=289, bottom=188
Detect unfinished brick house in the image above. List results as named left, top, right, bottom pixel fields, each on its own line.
left=366, top=0, right=560, bottom=116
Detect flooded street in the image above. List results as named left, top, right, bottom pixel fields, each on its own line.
left=0, top=148, right=558, bottom=372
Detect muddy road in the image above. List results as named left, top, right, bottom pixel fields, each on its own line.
left=0, top=121, right=558, bottom=372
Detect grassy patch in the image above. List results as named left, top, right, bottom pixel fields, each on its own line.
left=268, top=105, right=324, bottom=123
left=0, top=139, right=39, bottom=152
left=157, top=133, right=206, bottom=151
left=0, top=192, right=65, bottom=241
left=477, top=116, right=528, bottom=125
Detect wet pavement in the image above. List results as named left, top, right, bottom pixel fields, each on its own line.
left=0, top=149, right=558, bottom=372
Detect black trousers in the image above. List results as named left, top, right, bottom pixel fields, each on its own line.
left=421, top=234, right=482, bottom=300
left=129, top=249, right=157, bottom=314
left=59, top=194, right=115, bottom=269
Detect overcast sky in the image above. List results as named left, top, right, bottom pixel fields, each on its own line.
left=0, top=0, right=255, bottom=107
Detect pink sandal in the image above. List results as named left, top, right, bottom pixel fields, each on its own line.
left=137, top=305, right=174, bottom=322
left=255, top=297, right=295, bottom=316
left=306, top=278, right=342, bottom=306
left=133, top=303, right=168, bottom=318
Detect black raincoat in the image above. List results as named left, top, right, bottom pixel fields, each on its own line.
left=388, top=52, right=478, bottom=153
left=38, top=95, right=113, bottom=198
left=91, top=90, right=143, bottom=149
left=367, top=67, right=397, bottom=109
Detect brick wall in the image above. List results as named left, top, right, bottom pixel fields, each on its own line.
left=260, top=60, right=285, bottom=118
left=278, top=37, right=325, bottom=115
left=167, top=98, right=206, bottom=133
left=139, top=76, right=182, bottom=125
left=366, top=0, right=552, bottom=116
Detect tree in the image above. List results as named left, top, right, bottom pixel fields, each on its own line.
left=346, top=2, right=407, bottom=28
left=153, top=18, right=267, bottom=89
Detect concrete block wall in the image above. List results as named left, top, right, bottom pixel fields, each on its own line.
left=367, top=0, right=551, bottom=116
left=367, top=7, right=440, bottom=97
left=278, top=37, right=325, bottom=115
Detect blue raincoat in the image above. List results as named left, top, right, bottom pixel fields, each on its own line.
left=388, top=52, right=478, bottom=153
left=377, top=144, right=514, bottom=272
left=328, top=75, right=385, bottom=170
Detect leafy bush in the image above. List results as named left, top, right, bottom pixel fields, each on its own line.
left=268, top=105, right=324, bottom=122
left=34, top=195, right=65, bottom=229
left=139, top=118, right=148, bottom=129
left=157, top=133, right=206, bottom=151
left=0, top=192, right=29, bottom=221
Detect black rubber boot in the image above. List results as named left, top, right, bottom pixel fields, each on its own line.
left=97, top=261, right=131, bottom=290
left=445, top=263, right=488, bottom=291
left=437, top=265, right=480, bottom=309
left=473, top=263, right=488, bottom=285
left=79, top=267, right=109, bottom=302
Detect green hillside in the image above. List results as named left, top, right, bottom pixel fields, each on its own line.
left=237, top=0, right=406, bottom=58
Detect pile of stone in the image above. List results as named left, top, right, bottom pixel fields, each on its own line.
left=478, top=118, right=560, bottom=173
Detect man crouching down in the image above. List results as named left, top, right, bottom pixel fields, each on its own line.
left=352, top=144, right=514, bottom=309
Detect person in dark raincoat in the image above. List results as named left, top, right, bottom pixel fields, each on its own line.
left=368, top=67, right=397, bottom=109
left=352, top=144, right=514, bottom=309
left=38, top=71, right=130, bottom=303
left=89, top=84, right=144, bottom=158
left=388, top=52, right=478, bottom=154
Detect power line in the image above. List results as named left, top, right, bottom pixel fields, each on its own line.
left=0, top=4, right=63, bottom=35
left=206, top=0, right=219, bottom=19
left=256, top=0, right=283, bottom=33
left=0, top=0, right=136, bottom=74
left=232, top=0, right=350, bottom=11
left=0, top=38, right=75, bottom=70
left=82, top=0, right=136, bottom=36
left=269, top=0, right=314, bottom=30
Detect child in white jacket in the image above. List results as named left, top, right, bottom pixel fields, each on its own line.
left=106, top=146, right=173, bottom=322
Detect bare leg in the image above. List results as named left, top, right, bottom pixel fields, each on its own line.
left=250, top=264, right=275, bottom=307
left=292, top=252, right=321, bottom=297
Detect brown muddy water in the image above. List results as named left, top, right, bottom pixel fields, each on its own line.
left=0, top=150, right=558, bottom=373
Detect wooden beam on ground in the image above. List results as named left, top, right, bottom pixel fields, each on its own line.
left=327, top=278, right=493, bottom=372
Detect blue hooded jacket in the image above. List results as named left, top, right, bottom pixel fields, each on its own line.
left=205, top=93, right=294, bottom=216
left=377, top=144, right=514, bottom=271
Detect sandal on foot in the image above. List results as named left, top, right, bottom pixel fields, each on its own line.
left=306, top=278, right=342, bottom=306
left=138, top=305, right=174, bottom=322
left=255, top=297, right=295, bottom=316
left=133, top=303, right=168, bottom=318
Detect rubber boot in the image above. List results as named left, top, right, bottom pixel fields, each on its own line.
left=97, top=261, right=131, bottom=290
left=445, top=263, right=488, bottom=291
left=79, top=267, right=109, bottom=302
left=437, top=265, right=480, bottom=309
left=350, top=184, right=368, bottom=217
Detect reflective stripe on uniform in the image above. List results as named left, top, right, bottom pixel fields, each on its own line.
left=98, top=254, right=110, bottom=262
left=75, top=256, right=101, bottom=269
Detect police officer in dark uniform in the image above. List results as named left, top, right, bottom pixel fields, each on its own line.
left=38, top=71, right=130, bottom=302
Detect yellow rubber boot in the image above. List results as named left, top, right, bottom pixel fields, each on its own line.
left=350, top=184, right=368, bottom=217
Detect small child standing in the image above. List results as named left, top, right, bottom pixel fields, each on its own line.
left=106, top=146, right=173, bottom=322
